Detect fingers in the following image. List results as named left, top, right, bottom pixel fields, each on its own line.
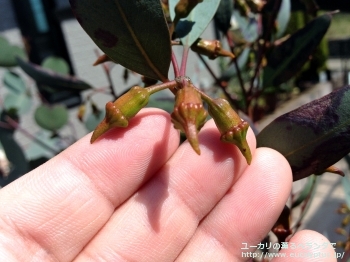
left=175, top=148, right=293, bottom=261
left=0, top=109, right=179, bottom=262
left=274, top=230, right=337, bottom=262
left=73, top=120, right=256, bottom=261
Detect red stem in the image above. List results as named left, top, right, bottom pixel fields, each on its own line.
left=171, top=51, right=180, bottom=77
left=180, top=45, right=190, bottom=76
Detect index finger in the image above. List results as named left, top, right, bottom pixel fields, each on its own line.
left=0, top=108, right=179, bottom=262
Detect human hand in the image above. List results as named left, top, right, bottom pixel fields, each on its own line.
left=0, top=109, right=336, bottom=261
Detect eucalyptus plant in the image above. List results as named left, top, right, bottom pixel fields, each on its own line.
left=70, top=0, right=349, bottom=183
left=1, top=0, right=349, bottom=254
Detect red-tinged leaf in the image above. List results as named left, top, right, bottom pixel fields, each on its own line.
left=70, top=0, right=171, bottom=82
left=17, top=58, right=92, bottom=91
left=257, top=86, right=350, bottom=181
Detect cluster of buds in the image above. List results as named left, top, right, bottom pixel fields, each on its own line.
left=90, top=76, right=252, bottom=165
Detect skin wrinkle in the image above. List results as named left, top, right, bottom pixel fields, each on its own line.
left=60, top=152, right=119, bottom=209
left=0, top=214, right=59, bottom=262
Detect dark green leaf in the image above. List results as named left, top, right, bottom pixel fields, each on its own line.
left=263, top=13, right=331, bottom=88
left=34, top=105, right=68, bottom=131
left=4, top=93, right=32, bottom=115
left=169, top=0, right=221, bottom=46
left=0, top=111, right=28, bottom=182
left=70, top=0, right=171, bottom=82
left=3, top=70, right=26, bottom=94
left=41, top=56, right=70, bottom=75
left=17, top=58, right=92, bottom=91
left=257, top=86, right=350, bottom=181
left=214, top=0, right=234, bottom=34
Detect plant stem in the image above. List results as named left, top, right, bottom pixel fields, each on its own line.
left=292, top=176, right=317, bottom=232
left=147, top=80, right=177, bottom=95
left=180, top=45, right=190, bottom=75
left=226, top=32, right=248, bottom=107
left=196, top=54, right=241, bottom=110
left=171, top=51, right=180, bottom=77
left=94, top=49, right=118, bottom=99
left=249, top=0, right=282, bottom=94
left=3, top=117, right=59, bottom=155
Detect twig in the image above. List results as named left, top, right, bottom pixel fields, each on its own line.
left=147, top=80, right=177, bottom=94
left=3, top=117, right=59, bottom=155
left=171, top=51, right=180, bottom=77
left=94, top=49, right=118, bottom=99
left=180, top=45, right=190, bottom=75
left=226, top=32, right=248, bottom=107
left=196, top=54, right=240, bottom=109
left=249, top=0, right=282, bottom=94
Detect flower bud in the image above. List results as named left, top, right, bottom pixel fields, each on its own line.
left=77, top=104, right=86, bottom=122
left=191, top=39, right=235, bottom=60
left=171, top=78, right=207, bottom=154
left=90, top=86, right=149, bottom=143
left=175, top=0, right=203, bottom=19
left=208, top=98, right=252, bottom=164
left=93, top=54, right=112, bottom=66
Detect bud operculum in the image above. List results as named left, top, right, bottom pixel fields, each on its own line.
left=191, top=39, right=235, bottom=60
left=171, top=79, right=207, bottom=154
left=90, top=86, right=150, bottom=143
left=208, top=98, right=252, bottom=164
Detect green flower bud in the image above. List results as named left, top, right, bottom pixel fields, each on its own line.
left=191, top=39, right=235, bottom=60
left=208, top=98, right=252, bottom=164
left=90, top=86, right=149, bottom=143
left=171, top=77, right=207, bottom=154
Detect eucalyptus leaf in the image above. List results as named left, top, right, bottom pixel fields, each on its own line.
left=3, top=70, right=26, bottom=94
left=0, top=132, right=28, bottom=185
left=70, top=0, right=171, bottom=82
left=263, top=13, right=331, bottom=88
left=257, top=86, right=350, bottom=181
left=169, top=0, right=221, bottom=46
left=214, top=0, right=234, bottom=34
left=275, top=0, right=291, bottom=38
left=0, top=39, right=26, bottom=67
left=17, top=58, right=92, bottom=91
left=34, top=104, right=68, bottom=131
left=0, top=111, right=28, bottom=185
left=4, top=93, right=32, bottom=115
left=41, top=56, right=70, bottom=75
